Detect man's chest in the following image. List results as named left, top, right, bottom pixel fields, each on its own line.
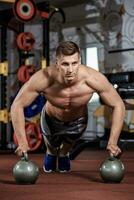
left=44, top=83, right=94, bottom=108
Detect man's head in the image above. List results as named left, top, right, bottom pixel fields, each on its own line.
left=56, top=41, right=81, bottom=85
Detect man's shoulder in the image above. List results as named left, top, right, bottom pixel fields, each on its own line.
left=80, top=65, right=98, bottom=75
left=41, top=65, right=55, bottom=75
left=79, top=65, right=106, bottom=84
left=80, top=64, right=95, bottom=71
left=41, top=65, right=57, bottom=83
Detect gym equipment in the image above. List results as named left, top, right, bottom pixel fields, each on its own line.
left=104, top=71, right=134, bottom=99
left=39, top=11, right=49, bottom=19
left=16, top=32, right=35, bottom=51
left=49, top=6, right=66, bottom=34
left=13, top=0, right=37, bottom=23
left=17, top=64, right=36, bottom=83
left=0, top=109, right=8, bottom=123
left=0, top=61, right=9, bottom=123
left=109, top=47, right=134, bottom=53
left=105, top=72, right=134, bottom=85
left=99, top=154, right=125, bottom=183
left=49, top=7, right=66, bottom=23
left=13, top=122, right=42, bottom=151
left=0, top=61, right=8, bottom=76
left=0, top=27, right=8, bottom=150
left=13, top=152, right=39, bottom=184
left=24, top=95, right=45, bottom=118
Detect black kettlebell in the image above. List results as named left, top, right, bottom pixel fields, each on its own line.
left=99, top=153, right=125, bottom=183
left=13, top=153, right=39, bottom=184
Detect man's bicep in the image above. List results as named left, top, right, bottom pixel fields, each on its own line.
left=99, top=85, right=122, bottom=107
left=13, top=83, right=39, bottom=108
left=93, top=72, right=121, bottom=106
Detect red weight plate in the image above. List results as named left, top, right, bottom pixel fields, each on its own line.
left=17, top=65, right=36, bottom=83
left=16, top=32, right=35, bottom=51
left=13, top=122, right=42, bottom=151
left=13, top=0, right=37, bottom=22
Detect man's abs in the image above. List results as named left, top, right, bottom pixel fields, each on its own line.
left=44, top=101, right=88, bottom=122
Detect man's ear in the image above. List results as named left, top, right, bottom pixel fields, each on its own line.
left=79, top=57, right=81, bottom=64
left=56, top=60, right=59, bottom=70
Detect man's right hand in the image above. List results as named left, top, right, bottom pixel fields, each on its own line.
left=15, top=144, right=30, bottom=156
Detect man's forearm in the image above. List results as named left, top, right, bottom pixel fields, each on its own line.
left=11, top=105, right=28, bottom=146
left=108, top=103, right=125, bottom=145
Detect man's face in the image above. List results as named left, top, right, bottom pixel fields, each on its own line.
left=56, top=53, right=80, bottom=84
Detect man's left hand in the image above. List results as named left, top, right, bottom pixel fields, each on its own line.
left=106, top=143, right=121, bottom=157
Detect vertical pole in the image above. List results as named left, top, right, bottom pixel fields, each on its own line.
left=43, top=2, right=49, bottom=66
left=0, top=26, right=7, bottom=149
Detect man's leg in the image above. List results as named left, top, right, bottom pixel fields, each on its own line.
left=43, top=135, right=58, bottom=155
left=58, top=138, right=75, bottom=172
left=59, top=140, right=75, bottom=156
left=43, top=135, right=59, bottom=172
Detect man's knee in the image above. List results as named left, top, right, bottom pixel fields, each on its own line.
left=43, top=135, right=58, bottom=155
left=59, top=139, right=75, bottom=156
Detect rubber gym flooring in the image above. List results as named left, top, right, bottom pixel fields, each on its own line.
left=0, top=149, right=134, bottom=200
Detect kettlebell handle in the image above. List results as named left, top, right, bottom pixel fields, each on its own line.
left=109, top=152, right=116, bottom=161
left=110, top=152, right=114, bottom=158
left=21, top=152, right=29, bottom=161
left=109, top=152, right=122, bottom=160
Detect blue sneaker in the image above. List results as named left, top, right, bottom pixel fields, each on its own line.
left=58, top=156, right=71, bottom=172
left=43, top=154, right=57, bottom=173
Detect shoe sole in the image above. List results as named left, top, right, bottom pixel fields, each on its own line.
left=43, top=166, right=56, bottom=173
left=43, top=166, right=70, bottom=173
left=59, top=169, right=71, bottom=173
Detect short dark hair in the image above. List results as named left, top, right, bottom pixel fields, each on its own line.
left=56, top=41, right=80, bottom=58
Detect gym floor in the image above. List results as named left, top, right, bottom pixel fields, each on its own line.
left=0, top=149, right=134, bottom=200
